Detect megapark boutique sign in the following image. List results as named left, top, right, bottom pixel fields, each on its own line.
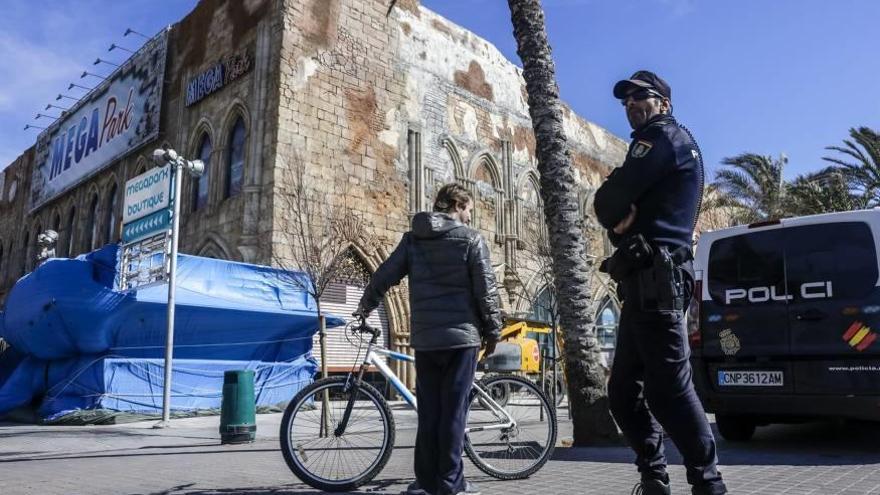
left=123, top=164, right=172, bottom=224
left=30, top=30, right=168, bottom=212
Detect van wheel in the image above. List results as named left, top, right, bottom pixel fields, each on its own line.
left=715, top=415, right=756, bottom=442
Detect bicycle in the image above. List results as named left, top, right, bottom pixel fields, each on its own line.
left=280, top=319, right=558, bottom=492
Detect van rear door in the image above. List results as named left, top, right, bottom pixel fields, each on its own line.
left=705, top=229, right=790, bottom=356
left=703, top=229, right=793, bottom=393
left=784, top=221, right=880, bottom=395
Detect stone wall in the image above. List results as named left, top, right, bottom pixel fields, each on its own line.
left=0, top=1, right=628, bottom=384
left=0, top=151, right=34, bottom=301
left=271, top=0, right=627, bottom=384
left=168, top=0, right=279, bottom=263
left=393, top=5, right=627, bottom=309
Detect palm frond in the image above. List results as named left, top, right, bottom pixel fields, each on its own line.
left=823, top=126, right=880, bottom=207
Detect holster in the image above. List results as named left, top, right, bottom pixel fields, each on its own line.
left=637, top=247, right=687, bottom=312
left=604, top=240, right=693, bottom=312
left=599, top=234, right=654, bottom=283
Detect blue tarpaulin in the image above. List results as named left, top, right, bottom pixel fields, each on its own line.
left=0, top=244, right=343, bottom=420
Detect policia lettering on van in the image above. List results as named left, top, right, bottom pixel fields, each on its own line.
left=724, top=281, right=833, bottom=305
left=690, top=215, right=880, bottom=442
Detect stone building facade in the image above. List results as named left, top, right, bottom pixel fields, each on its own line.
left=0, top=0, right=627, bottom=387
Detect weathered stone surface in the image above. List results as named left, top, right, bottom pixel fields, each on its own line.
left=0, top=1, right=628, bottom=382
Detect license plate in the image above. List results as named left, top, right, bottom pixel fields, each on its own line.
left=717, top=370, right=783, bottom=387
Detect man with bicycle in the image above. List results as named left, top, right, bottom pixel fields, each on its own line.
left=594, top=71, right=727, bottom=495
left=356, top=183, right=502, bottom=495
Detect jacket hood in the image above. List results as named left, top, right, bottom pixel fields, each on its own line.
left=411, top=212, right=465, bottom=239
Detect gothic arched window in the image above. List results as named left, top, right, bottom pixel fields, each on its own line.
left=65, top=207, right=76, bottom=257
left=87, top=194, right=99, bottom=250
left=225, top=117, right=246, bottom=198
left=104, top=183, right=118, bottom=243
left=193, top=134, right=212, bottom=211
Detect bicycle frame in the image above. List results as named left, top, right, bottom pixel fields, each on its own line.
left=285, top=325, right=557, bottom=491
left=344, top=332, right=515, bottom=434
left=367, top=346, right=417, bottom=406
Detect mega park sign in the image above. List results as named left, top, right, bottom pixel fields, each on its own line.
left=184, top=50, right=252, bottom=107
left=29, top=30, right=168, bottom=212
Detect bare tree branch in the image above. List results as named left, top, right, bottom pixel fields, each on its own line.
left=274, top=146, right=364, bottom=305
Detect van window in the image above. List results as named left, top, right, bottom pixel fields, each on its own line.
left=707, top=229, right=786, bottom=306
left=784, top=222, right=877, bottom=300
left=708, top=222, right=878, bottom=305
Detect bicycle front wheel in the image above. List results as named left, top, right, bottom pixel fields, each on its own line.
left=464, top=374, right=557, bottom=479
left=280, top=376, right=395, bottom=492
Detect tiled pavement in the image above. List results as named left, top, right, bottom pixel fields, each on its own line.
left=2, top=405, right=880, bottom=495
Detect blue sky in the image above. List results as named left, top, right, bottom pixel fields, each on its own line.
left=0, top=0, right=195, bottom=169
left=2, top=0, right=878, bottom=181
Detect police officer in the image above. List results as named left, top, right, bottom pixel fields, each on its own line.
left=593, top=71, right=727, bottom=495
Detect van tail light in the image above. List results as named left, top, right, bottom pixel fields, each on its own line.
left=687, top=277, right=702, bottom=348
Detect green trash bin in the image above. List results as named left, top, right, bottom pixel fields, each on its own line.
left=220, top=369, right=256, bottom=444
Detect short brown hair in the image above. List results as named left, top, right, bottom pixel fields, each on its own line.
left=433, top=183, right=472, bottom=213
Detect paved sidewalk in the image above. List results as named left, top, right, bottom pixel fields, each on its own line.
left=2, top=405, right=880, bottom=494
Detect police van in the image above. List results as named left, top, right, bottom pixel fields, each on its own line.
left=689, top=209, right=880, bottom=441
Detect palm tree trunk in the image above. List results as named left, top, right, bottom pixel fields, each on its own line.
left=507, top=0, right=619, bottom=445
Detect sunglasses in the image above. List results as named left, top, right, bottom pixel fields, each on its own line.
left=620, top=89, right=664, bottom=105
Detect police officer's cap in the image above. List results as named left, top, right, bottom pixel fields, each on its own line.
left=613, top=70, right=672, bottom=100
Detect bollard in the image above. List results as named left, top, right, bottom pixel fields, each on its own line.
left=220, top=369, right=256, bottom=444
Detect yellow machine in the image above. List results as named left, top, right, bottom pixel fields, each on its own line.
left=479, top=317, right=566, bottom=405
left=479, top=318, right=559, bottom=374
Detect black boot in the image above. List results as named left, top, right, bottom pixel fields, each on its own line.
left=632, top=476, right=671, bottom=495
left=402, top=481, right=430, bottom=495
left=691, top=483, right=727, bottom=495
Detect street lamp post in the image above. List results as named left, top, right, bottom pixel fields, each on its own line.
left=151, top=148, right=204, bottom=428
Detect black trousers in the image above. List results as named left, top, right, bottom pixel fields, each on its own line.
left=414, top=347, right=478, bottom=495
left=608, top=281, right=727, bottom=495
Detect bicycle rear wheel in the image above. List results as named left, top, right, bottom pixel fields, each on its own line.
left=464, top=374, right=557, bottom=479
left=280, top=376, right=395, bottom=492
left=479, top=373, right=511, bottom=407
left=541, top=373, right=566, bottom=406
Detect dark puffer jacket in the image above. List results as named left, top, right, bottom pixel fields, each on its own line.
left=358, top=212, right=503, bottom=351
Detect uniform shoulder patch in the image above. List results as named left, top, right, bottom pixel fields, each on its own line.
left=630, top=140, right=653, bottom=158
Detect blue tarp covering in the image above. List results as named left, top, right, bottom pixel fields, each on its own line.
left=0, top=244, right=343, bottom=420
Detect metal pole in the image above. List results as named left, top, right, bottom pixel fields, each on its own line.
left=156, top=162, right=183, bottom=427
left=551, top=323, right=558, bottom=408
left=539, top=347, right=545, bottom=422
left=319, top=314, right=328, bottom=380
left=319, top=313, right=330, bottom=437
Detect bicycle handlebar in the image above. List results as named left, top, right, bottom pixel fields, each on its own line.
left=350, top=317, right=381, bottom=338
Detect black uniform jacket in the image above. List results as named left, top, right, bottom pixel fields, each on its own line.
left=359, top=212, right=503, bottom=351
left=593, top=114, right=703, bottom=252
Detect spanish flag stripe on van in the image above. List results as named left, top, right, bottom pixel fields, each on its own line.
left=849, top=327, right=872, bottom=347
left=856, top=332, right=878, bottom=352
left=843, top=321, right=863, bottom=341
